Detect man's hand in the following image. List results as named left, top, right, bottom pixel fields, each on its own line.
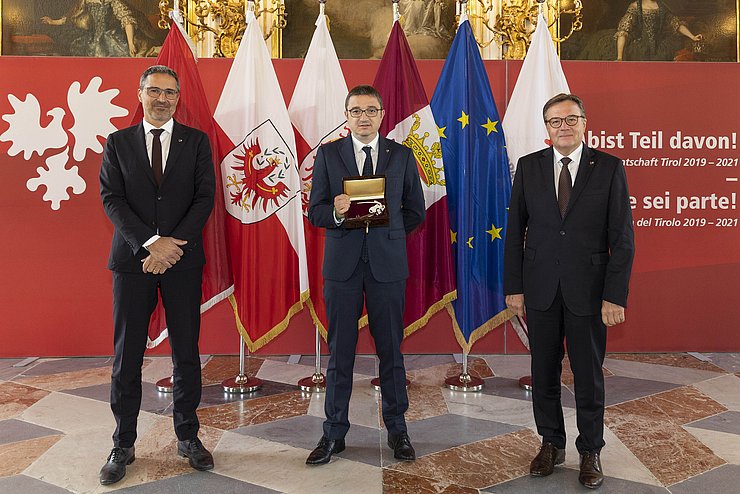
left=333, top=194, right=350, bottom=218
left=506, top=294, right=525, bottom=318
left=146, top=237, right=187, bottom=268
left=142, top=256, right=170, bottom=275
left=601, top=300, right=626, bottom=327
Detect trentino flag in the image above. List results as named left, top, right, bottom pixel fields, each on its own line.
left=502, top=12, right=570, bottom=175
left=430, top=14, right=512, bottom=351
left=213, top=10, right=309, bottom=351
left=373, top=19, right=455, bottom=336
left=287, top=11, right=348, bottom=337
left=131, top=18, right=234, bottom=348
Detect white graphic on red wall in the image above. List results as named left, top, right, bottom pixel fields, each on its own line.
left=0, top=76, right=128, bottom=211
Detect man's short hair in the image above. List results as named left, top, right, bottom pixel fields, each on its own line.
left=543, top=93, right=586, bottom=120
left=139, top=65, right=180, bottom=91
left=345, top=85, right=384, bottom=110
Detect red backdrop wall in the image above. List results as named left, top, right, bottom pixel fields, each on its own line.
left=0, top=57, right=738, bottom=357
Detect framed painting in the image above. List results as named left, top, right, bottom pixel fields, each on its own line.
left=1, top=0, right=166, bottom=57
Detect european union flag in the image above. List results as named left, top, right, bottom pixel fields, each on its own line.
left=430, top=18, right=512, bottom=350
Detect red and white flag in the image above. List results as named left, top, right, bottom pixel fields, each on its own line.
left=287, top=9, right=348, bottom=336
left=373, top=18, right=456, bottom=335
left=214, top=10, right=308, bottom=351
left=131, top=17, right=234, bottom=348
left=501, top=12, right=570, bottom=348
left=502, top=12, right=570, bottom=175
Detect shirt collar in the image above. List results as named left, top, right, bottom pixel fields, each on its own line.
left=143, top=118, right=174, bottom=135
left=553, top=142, right=583, bottom=167
left=351, top=133, right=379, bottom=155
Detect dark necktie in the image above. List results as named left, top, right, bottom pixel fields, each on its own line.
left=361, top=146, right=373, bottom=176
left=558, top=157, right=572, bottom=218
left=151, top=128, right=165, bottom=186
left=360, top=146, right=373, bottom=262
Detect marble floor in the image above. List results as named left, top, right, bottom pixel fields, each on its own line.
left=1, top=352, right=739, bottom=493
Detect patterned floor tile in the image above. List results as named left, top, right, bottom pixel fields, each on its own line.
left=383, top=469, right=478, bottom=494
left=600, top=375, right=680, bottom=406
left=704, top=353, right=740, bottom=374
left=606, top=353, right=727, bottom=373
left=388, top=428, right=541, bottom=490
left=199, top=380, right=300, bottom=408
left=669, top=464, right=740, bottom=492
left=603, top=358, right=724, bottom=386
left=0, top=382, right=50, bottom=420
left=235, top=414, right=384, bottom=467
left=684, top=426, right=740, bottom=465
left=18, top=357, right=113, bottom=377
left=65, top=381, right=174, bottom=414
left=403, top=355, right=456, bottom=371
left=402, top=413, right=522, bottom=460
left=404, top=383, right=449, bottom=422
left=306, top=378, right=383, bottom=430
left=15, top=366, right=115, bottom=392
left=0, top=359, right=27, bottom=381
left=0, top=435, right=63, bottom=478
left=692, top=374, right=740, bottom=411
left=480, top=355, right=531, bottom=380
left=201, top=356, right=265, bottom=386
left=604, top=387, right=727, bottom=485
left=110, top=471, right=280, bottom=493
left=687, top=411, right=740, bottom=435
left=480, top=376, right=577, bottom=409
left=198, top=390, right=311, bottom=430
left=0, top=419, right=62, bottom=446
left=214, top=431, right=383, bottom=494
left=0, top=475, right=71, bottom=493
left=445, top=391, right=544, bottom=428
left=482, top=468, right=669, bottom=493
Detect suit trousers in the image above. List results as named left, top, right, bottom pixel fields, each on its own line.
left=526, top=285, right=607, bottom=454
left=110, top=268, right=203, bottom=447
left=322, top=259, right=408, bottom=439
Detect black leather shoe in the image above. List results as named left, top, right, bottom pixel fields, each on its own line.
left=99, top=446, right=135, bottom=485
left=529, top=441, right=565, bottom=476
left=177, top=438, right=214, bottom=471
left=388, top=432, right=416, bottom=461
left=306, top=436, right=345, bottom=465
left=579, top=452, right=604, bottom=489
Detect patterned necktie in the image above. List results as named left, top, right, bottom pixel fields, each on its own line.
left=361, top=146, right=373, bottom=176
left=558, top=157, right=572, bottom=218
left=151, top=128, right=165, bottom=186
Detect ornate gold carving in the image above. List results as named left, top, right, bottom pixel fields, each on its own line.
left=403, top=114, right=444, bottom=187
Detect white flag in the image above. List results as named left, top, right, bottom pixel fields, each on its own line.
left=502, top=12, right=570, bottom=175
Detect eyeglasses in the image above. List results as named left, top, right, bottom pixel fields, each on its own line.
left=347, top=107, right=382, bottom=118
left=144, top=86, right=180, bottom=100
left=545, top=115, right=585, bottom=128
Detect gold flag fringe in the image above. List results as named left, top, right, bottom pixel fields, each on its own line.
left=229, top=290, right=311, bottom=352
left=305, top=297, right=328, bottom=341
left=403, top=289, right=457, bottom=338
left=447, top=305, right=514, bottom=353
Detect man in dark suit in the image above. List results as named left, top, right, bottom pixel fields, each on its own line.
left=306, top=85, right=425, bottom=465
left=98, top=65, right=215, bottom=485
left=504, top=93, right=634, bottom=489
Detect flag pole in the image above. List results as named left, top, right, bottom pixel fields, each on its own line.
left=445, top=349, right=483, bottom=391
left=298, top=323, right=326, bottom=392
left=223, top=335, right=263, bottom=393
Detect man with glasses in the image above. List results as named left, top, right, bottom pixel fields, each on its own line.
left=504, top=93, right=634, bottom=489
left=306, top=85, right=425, bottom=465
left=99, top=65, right=215, bottom=484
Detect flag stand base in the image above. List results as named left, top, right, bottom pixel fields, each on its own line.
left=222, top=374, right=262, bottom=394
left=298, top=373, right=326, bottom=393
left=445, top=373, right=483, bottom=392
left=156, top=376, right=173, bottom=393
left=371, top=377, right=410, bottom=391
left=518, top=375, right=533, bottom=391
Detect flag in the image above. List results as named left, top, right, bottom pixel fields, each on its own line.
left=373, top=20, right=455, bottom=336
left=131, top=18, right=234, bottom=348
left=287, top=12, right=348, bottom=337
left=430, top=14, right=512, bottom=352
left=214, top=10, right=308, bottom=351
left=502, top=12, right=570, bottom=174
left=501, top=12, right=570, bottom=349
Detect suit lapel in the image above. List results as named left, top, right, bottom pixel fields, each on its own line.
left=375, top=136, right=392, bottom=175
left=338, top=136, right=358, bottom=176
left=564, top=146, right=596, bottom=220
left=134, top=123, right=157, bottom=186
left=538, top=147, right=560, bottom=217
left=163, top=121, right=186, bottom=184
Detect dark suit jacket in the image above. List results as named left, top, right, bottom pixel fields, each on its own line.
left=100, top=120, right=215, bottom=273
left=308, top=135, right=425, bottom=283
left=503, top=145, right=635, bottom=316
